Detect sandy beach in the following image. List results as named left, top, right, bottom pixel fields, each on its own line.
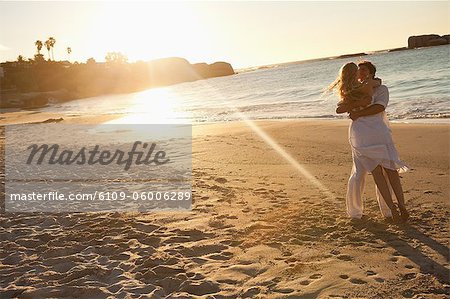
left=0, top=112, right=449, bottom=298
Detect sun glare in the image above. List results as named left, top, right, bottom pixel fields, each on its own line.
left=107, top=87, right=189, bottom=124
left=90, top=2, right=210, bottom=63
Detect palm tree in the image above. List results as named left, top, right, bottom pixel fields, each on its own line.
left=48, top=37, right=56, bottom=60
left=67, top=47, right=72, bottom=61
left=44, top=39, right=52, bottom=60
left=35, top=40, right=43, bottom=55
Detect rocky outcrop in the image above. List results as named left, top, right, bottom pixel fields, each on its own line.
left=0, top=57, right=235, bottom=109
left=192, top=62, right=234, bottom=79
left=191, top=63, right=210, bottom=78
left=208, top=62, right=235, bottom=77
left=146, top=57, right=196, bottom=86
left=144, top=58, right=235, bottom=86
left=408, top=34, right=450, bottom=48
left=441, top=35, right=450, bottom=43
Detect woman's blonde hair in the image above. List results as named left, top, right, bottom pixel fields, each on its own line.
left=327, top=62, right=361, bottom=101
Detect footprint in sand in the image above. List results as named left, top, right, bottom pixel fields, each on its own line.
left=296, top=274, right=323, bottom=287
left=207, top=251, right=233, bottom=261
left=241, top=286, right=260, bottom=297
left=273, top=287, right=295, bottom=294
left=336, top=254, right=353, bottom=261
left=375, top=277, right=385, bottom=283
left=349, top=278, right=367, bottom=284
left=215, top=177, right=228, bottom=184
left=339, top=274, right=349, bottom=279
left=242, top=207, right=251, bottom=213
left=309, top=273, right=323, bottom=280
left=366, top=270, right=377, bottom=276
left=299, top=280, right=311, bottom=285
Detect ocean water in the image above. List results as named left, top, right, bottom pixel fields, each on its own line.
left=42, top=45, right=450, bottom=123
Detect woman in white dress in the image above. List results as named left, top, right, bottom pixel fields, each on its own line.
left=328, top=62, right=410, bottom=222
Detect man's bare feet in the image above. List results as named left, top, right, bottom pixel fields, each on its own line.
left=399, top=207, right=410, bottom=222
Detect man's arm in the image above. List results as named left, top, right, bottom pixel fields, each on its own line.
left=349, top=104, right=385, bottom=120
left=350, top=85, right=389, bottom=120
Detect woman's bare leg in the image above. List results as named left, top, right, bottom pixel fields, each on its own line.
left=371, top=165, right=400, bottom=221
left=384, top=168, right=409, bottom=221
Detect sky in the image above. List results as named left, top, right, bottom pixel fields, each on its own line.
left=0, top=1, right=449, bottom=69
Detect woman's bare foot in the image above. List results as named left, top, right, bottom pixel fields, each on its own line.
left=390, top=207, right=401, bottom=223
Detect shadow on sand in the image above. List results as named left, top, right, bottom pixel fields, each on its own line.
left=351, top=218, right=449, bottom=285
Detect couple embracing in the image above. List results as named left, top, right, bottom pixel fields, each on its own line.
left=328, top=61, right=410, bottom=223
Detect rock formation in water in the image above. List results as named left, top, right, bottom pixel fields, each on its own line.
left=146, top=58, right=234, bottom=86
left=408, top=34, right=450, bottom=48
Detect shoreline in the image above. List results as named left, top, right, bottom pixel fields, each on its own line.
left=1, top=110, right=449, bottom=126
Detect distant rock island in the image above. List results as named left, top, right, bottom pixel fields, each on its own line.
left=408, top=34, right=450, bottom=48
left=0, top=57, right=234, bottom=109
left=239, top=33, right=449, bottom=73
left=336, top=52, right=368, bottom=59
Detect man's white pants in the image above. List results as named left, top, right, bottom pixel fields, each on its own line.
left=346, top=151, right=393, bottom=218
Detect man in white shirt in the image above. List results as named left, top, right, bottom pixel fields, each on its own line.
left=349, top=68, right=388, bottom=121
